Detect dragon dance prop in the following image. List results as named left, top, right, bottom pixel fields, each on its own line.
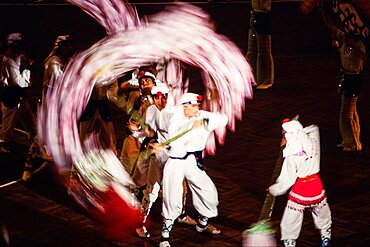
left=38, top=0, right=254, bottom=241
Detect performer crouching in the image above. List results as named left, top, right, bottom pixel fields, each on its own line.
left=268, top=119, right=332, bottom=247
left=156, top=93, right=227, bottom=247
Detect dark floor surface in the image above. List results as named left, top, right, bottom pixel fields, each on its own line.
left=1, top=1, right=370, bottom=247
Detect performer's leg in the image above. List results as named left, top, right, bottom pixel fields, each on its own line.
left=160, top=159, right=186, bottom=246
left=160, top=218, right=174, bottom=247
left=256, top=33, right=274, bottom=88
left=18, top=100, right=37, bottom=141
left=98, top=116, right=118, bottom=155
left=338, top=73, right=362, bottom=151
left=22, top=136, right=40, bottom=181
left=250, top=10, right=274, bottom=89
left=185, top=160, right=218, bottom=218
left=119, top=135, right=141, bottom=174
left=181, top=179, right=188, bottom=216
left=135, top=155, right=163, bottom=238
left=246, top=27, right=257, bottom=80
left=131, top=156, right=150, bottom=189
left=352, top=107, right=361, bottom=149
left=280, top=200, right=304, bottom=247
left=162, top=159, right=185, bottom=218
left=184, top=156, right=220, bottom=234
left=339, top=95, right=362, bottom=151
left=177, top=179, right=197, bottom=225
left=311, top=198, right=332, bottom=246
left=17, top=100, right=39, bottom=180
left=0, top=103, right=19, bottom=152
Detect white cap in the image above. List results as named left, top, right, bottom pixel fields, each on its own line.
left=7, top=33, right=23, bottom=45
left=151, top=83, right=169, bottom=95
left=180, top=93, right=202, bottom=105
left=138, top=71, right=156, bottom=82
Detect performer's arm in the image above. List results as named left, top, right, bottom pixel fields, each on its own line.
left=200, top=111, right=228, bottom=132
left=44, top=59, right=63, bottom=88
left=268, top=156, right=298, bottom=196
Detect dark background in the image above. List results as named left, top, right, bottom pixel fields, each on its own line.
left=1, top=1, right=370, bottom=246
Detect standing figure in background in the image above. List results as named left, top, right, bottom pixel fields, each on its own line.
left=0, top=33, right=35, bottom=154
left=336, top=31, right=366, bottom=152
left=246, top=0, right=274, bottom=90
left=318, top=1, right=368, bottom=152
left=22, top=35, right=75, bottom=181
left=268, top=119, right=332, bottom=247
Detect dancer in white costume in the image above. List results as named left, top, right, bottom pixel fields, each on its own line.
left=158, top=92, right=228, bottom=247
left=133, top=84, right=196, bottom=238
left=268, top=119, right=332, bottom=247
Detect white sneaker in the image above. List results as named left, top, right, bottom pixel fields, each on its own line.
left=136, top=226, right=150, bottom=238
left=159, top=240, right=171, bottom=247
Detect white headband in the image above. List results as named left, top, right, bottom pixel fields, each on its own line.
left=180, top=93, right=202, bottom=105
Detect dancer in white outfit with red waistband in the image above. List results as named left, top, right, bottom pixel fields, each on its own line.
left=268, top=119, right=332, bottom=247
left=158, top=92, right=228, bottom=247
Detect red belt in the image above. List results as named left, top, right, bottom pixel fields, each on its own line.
left=296, top=173, right=320, bottom=183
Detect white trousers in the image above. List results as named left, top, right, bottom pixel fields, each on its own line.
left=162, top=154, right=218, bottom=219
left=281, top=199, right=332, bottom=241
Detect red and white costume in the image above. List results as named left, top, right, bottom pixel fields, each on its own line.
left=268, top=120, right=332, bottom=247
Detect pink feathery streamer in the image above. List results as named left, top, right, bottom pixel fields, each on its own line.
left=38, top=0, right=144, bottom=240
left=66, top=0, right=253, bottom=153
left=41, top=2, right=254, bottom=177
left=156, top=58, right=188, bottom=105
left=38, top=1, right=254, bottom=240
left=66, top=0, right=140, bottom=34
